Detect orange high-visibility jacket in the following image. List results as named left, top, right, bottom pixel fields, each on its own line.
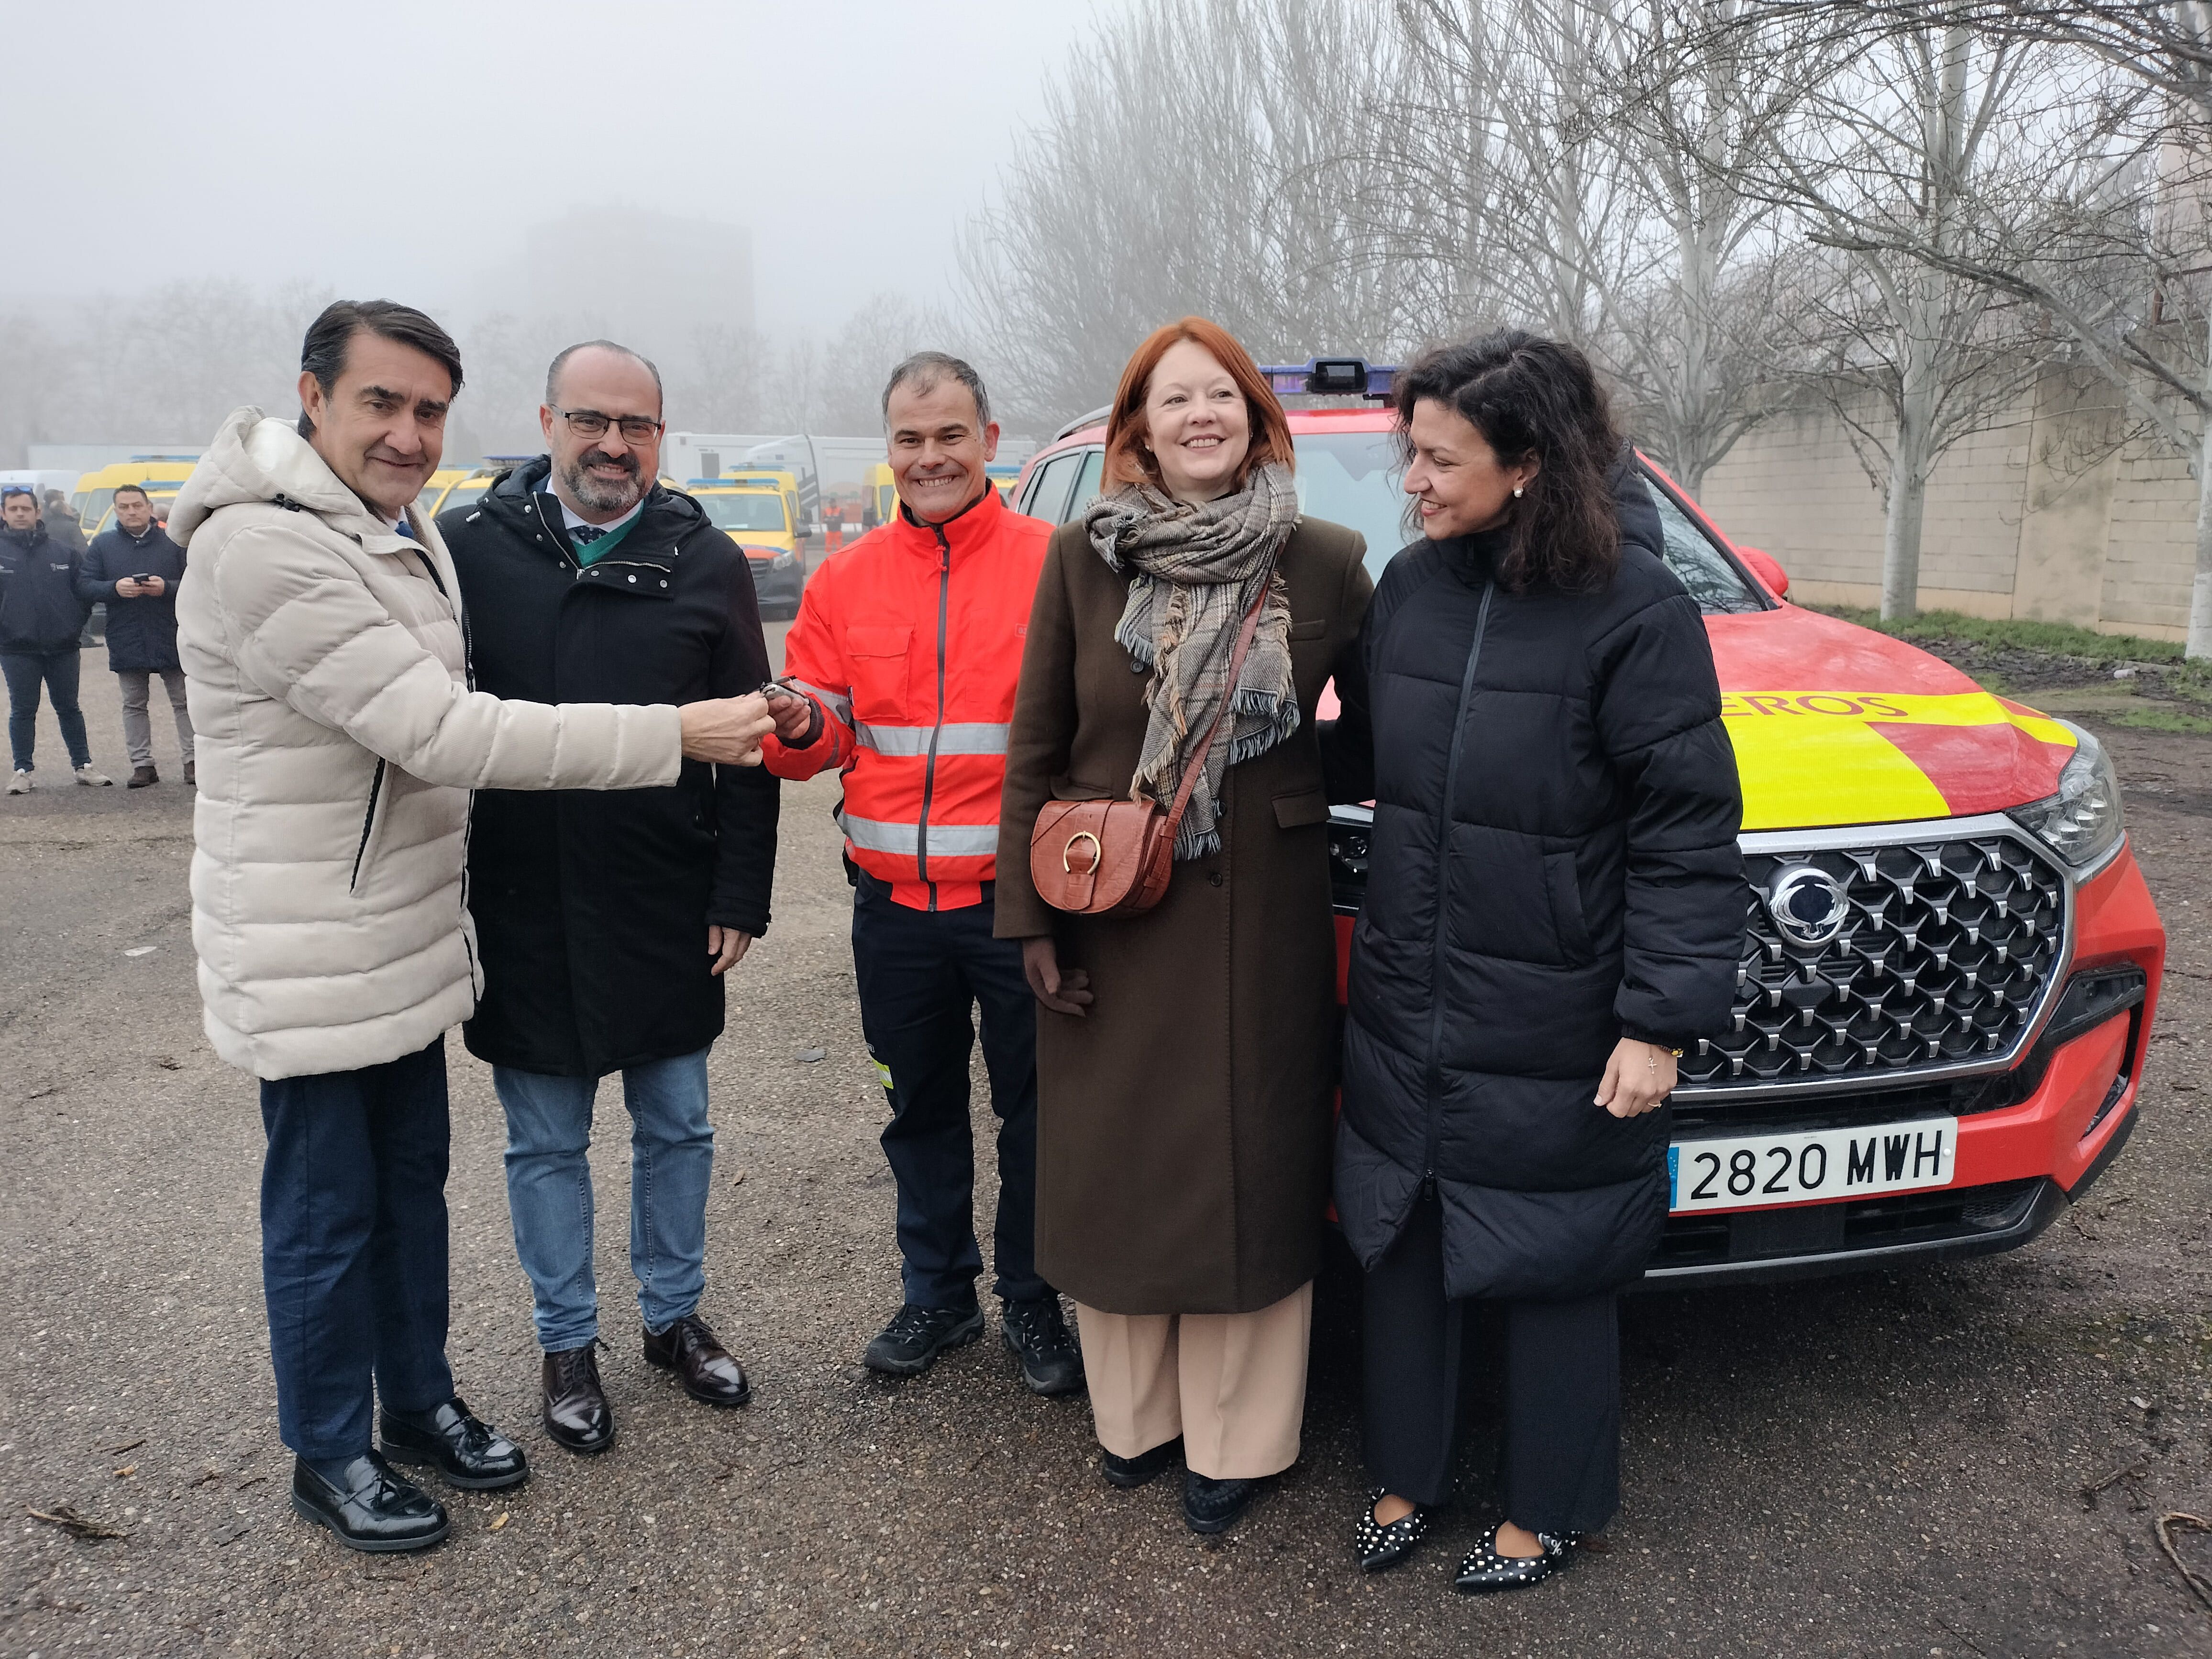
left=764, top=485, right=1052, bottom=911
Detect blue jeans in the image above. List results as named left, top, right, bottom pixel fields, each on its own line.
left=495, top=1047, right=714, bottom=1353
left=1, top=650, right=91, bottom=773
left=259, top=1039, right=455, bottom=1462
left=852, top=879, right=1046, bottom=1312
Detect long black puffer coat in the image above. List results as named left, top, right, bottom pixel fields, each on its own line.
left=1323, top=472, right=1745, bottom=1301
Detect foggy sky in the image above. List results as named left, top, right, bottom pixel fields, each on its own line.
left=10, top=0, right=1098, bottom=335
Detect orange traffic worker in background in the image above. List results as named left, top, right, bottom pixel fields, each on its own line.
left=760, top=352, right=1082, bottom=1399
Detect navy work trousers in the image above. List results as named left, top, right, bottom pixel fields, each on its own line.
left=851, top=878, right=1047, bottom=1311
left=1, top=649, right=90, bottom=773
left=258, top=1038, right=455, bottom=1462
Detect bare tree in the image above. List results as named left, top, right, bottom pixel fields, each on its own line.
left=1758, top=1, right=2212, bottom=652
left=1706, top=19, right=2064, bottom=617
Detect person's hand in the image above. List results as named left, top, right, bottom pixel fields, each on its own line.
left=1596, top=1038, right=1676, bottom=1119
left=139, top=575, right=166, bottom=597
left=679, top=692, right=775, bottom=766
left=1022, top=935, right=1093, bottom=1016
left=708, top=925, right=752, bottom=976
left=765, top=687, right=817, bottom=745
left=114, top=578, right=144, bottom=599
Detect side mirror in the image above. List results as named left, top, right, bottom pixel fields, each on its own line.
left=1737, top=545, right=1789, bottom=598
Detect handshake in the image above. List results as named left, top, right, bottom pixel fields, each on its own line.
left=676, top=682, right=821, bottom=766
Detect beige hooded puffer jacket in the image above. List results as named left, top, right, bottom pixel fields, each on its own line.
left=172, top=409, right=685, bottom=1080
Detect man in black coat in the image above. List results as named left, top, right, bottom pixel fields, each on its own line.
left=440, top=341, right=778, bottom=1455
left=0, top=485, right=109, bottom=792
left=77, top=483, right=194, bottom=787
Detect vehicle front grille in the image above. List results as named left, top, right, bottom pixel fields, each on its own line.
left=1688, top=834, right=2068, bottom=1093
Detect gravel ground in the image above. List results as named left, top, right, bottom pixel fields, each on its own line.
left=3, top=643, right=2212, bottom=1658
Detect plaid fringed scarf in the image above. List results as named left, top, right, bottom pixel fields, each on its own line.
left=1084, top=461, right=1300, bottom=860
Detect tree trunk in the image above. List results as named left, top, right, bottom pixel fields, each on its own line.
left=1881, top=448, right=1929, bottom=623
left=2190, top=421, right=2212, bottom=662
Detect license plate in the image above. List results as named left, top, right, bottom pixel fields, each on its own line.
left=1668, top=1117, right=1958, bottom=1213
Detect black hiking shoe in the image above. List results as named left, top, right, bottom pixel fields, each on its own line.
left=1001, top=1295, right=1085, bottom=1396
left=863, top=1303, right=985, bottom=1376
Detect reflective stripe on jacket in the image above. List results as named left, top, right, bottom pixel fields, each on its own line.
left=763, top=485, right=1050, bottom=911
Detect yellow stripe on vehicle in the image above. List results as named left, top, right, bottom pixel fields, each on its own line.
left=1719, top=689, right=2076, bottom=832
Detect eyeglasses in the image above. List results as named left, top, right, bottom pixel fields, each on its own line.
left=553, top=407, right=663, bottom=444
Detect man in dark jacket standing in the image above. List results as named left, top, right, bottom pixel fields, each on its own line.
left=441, top=341, right=776, bottom=1457
left=77, top=483, right=193, bottom=787
left=0, top=485, right=110, bottom=793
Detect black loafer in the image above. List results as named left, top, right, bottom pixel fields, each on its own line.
left=1183, top=1471, right=1264, bottom=1535
left=380, top=1395, right=529, bottom=1491
left=1454, top=1523, right=1581, bottom=1593
left=290, top=1452, right=449, bottom=1553
left=1001, top=1296, right=1085, bottom=1396
left=1353, top=1488, right=1430, bottom=1571
left=1102, top=1436, right=1182, bottom=1490
left=863, top=1303, right=985, bottom=1376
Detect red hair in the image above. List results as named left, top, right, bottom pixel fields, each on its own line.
left=1101, top=317, right=1296, bottom=492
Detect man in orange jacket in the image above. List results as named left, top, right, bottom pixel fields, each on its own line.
left=763, top=354, right=1083, bottom=1395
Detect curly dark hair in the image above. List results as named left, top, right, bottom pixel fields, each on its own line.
left=1394, top=329, right=1623, bottom=593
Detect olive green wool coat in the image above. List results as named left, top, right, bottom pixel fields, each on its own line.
left=995, top=515, right=1373, bottom=1315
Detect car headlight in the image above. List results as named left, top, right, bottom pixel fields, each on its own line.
left=773, top=550, right=796, bottom=569
left=2007, top=720, right=2123, bottom=871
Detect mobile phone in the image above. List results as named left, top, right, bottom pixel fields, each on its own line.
left=131, top=573, right=154, bottom=584
left=757, top=678, right=805, bottom=702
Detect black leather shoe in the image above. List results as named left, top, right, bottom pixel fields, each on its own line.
left=542, top=1342, right=615, bottom=1454
left=1102, top=1435, right=1182, bottom=1490
left=1183, top=1471, right=1264, bottom=1535
left=863, top=1303, right=985, bottom=1376
left=1353, top=1488, right=1430, bottom=1571
left=1454, top=1523, right=1581, bottom=1593
left=643, top=1313, right=752, bottom=1407
left=379, top=1395, right=529, bottom=1491
left=1001, top=1296, right=1085, bottom=1396
left=290, top=1453, right=449, bottom=1553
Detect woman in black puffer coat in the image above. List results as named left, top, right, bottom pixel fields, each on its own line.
left=1322, top=331, right=1744, bottom=1594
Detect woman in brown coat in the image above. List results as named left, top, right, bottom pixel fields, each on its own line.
left=995, top=318, right=1371, bottom=1535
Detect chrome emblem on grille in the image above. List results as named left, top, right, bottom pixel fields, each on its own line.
left=1766, top=864, right=1849, bottom=948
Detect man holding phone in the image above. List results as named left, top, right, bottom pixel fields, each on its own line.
left=77, top=483, right=193, bottom=787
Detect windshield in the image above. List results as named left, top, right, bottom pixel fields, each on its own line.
left=1025, top=435, right=1762, bottom=614
left=699, top=493, right=788, bottom=533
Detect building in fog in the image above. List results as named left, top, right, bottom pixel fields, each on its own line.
left=513, top=209, right=754, bottom=365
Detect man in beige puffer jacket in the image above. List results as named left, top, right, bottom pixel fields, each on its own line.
left=170, top=299, right=774, bottom=1554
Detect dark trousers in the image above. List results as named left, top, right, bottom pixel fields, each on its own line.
left=851, top=878, right=1046, bottom=1311
left=1362, top=1195, right=1621, bottom=1535
left=259, top=1039, right=455, bottom=1461
left=1, top=649, right=89, bottom=773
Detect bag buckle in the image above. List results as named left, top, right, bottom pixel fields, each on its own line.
left=1062, top=830, right=1101, bottom=874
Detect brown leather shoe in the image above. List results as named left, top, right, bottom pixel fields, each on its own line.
left=541, top=1343, right=614, bottom=1455
left=127, top=765, right=158, bottom=788
left=642, top=1314, right=752, bottom=1407
left=182, top=760, right=195, bottom=786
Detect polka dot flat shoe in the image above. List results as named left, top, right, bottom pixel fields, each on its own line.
left=1453, top=1523, right=1581, bottom=1593
left=1353, top=1489, right=1430, bottom=1571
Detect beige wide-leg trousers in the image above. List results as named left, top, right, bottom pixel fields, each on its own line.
left=1073, top=1281, right=1313, bottom=1480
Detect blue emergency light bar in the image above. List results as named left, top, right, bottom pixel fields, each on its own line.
left=688, top=476, right=776, bottom=488
left=1256, top=358, right=1398, bottom=400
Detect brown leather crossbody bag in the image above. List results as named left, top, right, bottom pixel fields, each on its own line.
left=1028, top=581, right=1268, bottom=916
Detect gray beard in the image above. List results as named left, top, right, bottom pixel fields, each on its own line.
left=559, top=454, right=644, bottom=514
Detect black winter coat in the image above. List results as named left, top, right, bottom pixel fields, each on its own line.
left=441, top=460, right=780, bottom=1079
left=0, top=520, right=91, bottom=654
left=77, top=524, right=185, bottom=671
left=1323, top=473, right=1745, bottom=1302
